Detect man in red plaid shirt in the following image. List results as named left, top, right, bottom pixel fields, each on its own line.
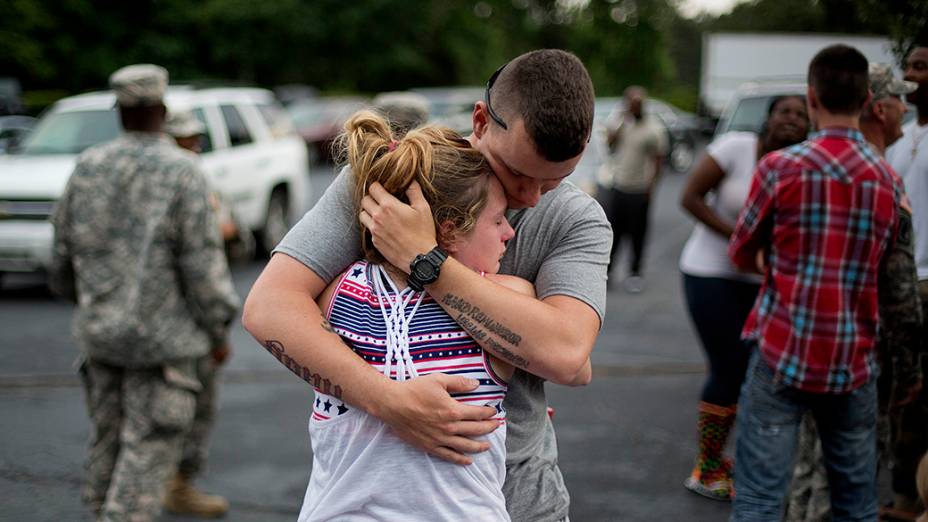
left=728, top=45, right=904, bottom=521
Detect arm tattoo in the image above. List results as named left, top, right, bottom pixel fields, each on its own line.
left=485, top=335, right=531, bottom=370
left=441, top=294, right=522, bottom=346
left=263, top=340, right=343, bottom=399
left=449, top=307, right=531, bottom=370
left=321, top=319, right=337, bottom=334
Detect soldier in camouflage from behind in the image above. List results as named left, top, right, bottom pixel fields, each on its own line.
left=160, top=109, right=236, bottom=518
left=49, top=64, right=239, bottom=522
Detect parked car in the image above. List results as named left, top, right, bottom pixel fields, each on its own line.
left=411, top=86, right=483, bottom=135
left=714, top=81, right=806, bottom=137
left=288, top=97, right=368, bottom=164
left=0, top=86, right=310, bottom=277
left=714, top=80, right=915, bottom=139
left=0, top=115, right=37, bottom=154
left=273, top=83, right=319, bottom=107
left=372, top=91, right=431, bottom=134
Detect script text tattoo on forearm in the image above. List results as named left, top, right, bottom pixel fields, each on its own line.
left=441, top=294, right=530, bottom=369
left=263, top=339, right=343, bottom=398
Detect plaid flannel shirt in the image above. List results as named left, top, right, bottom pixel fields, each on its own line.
left=729, top=128, right=902, bottom=393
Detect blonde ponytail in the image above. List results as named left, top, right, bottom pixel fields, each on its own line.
left=336, top=110, right=493, bottom=264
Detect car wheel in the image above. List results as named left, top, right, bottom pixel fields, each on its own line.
left=259, top=188, right=290, bottom=255
left=670, top=140, right=695, bottom=173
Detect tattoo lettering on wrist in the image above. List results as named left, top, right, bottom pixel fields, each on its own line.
left=485, top=337, right=530, bottom=369
left=453, top=311, right=531, bottom=370
left=263, top=340, right=343, bottom=398
left=441, top=294, right=522, bottom=346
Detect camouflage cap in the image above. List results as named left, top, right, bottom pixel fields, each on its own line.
left=164, top=110, right=206, bottom=138
left=869, top=63, right=917, bottom=101
left=109, top=64, right=168, bottom=107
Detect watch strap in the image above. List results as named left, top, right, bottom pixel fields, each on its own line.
left=424, top=246, right=448, bottom=265
left=407, top=246, right=447, bottom=291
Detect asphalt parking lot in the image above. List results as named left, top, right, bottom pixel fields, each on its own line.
left=1, top=162, right=736, bottom=521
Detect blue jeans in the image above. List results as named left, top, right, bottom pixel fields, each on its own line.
left=731, top=350, right=878, bottom=521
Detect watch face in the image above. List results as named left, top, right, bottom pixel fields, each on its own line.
left=414, top=262, right=437, bottom=280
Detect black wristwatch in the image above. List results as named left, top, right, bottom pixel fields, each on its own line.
left=407, top=246, right=448, bottom=291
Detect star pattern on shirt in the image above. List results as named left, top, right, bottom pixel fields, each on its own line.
left=323, top=399, right=332, bottom=412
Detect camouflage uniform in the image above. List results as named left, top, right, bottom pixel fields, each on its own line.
left=879, top=209, right=924, bottom=390
left=163, top=109, right=227, bottom=482
left=785, top=414, right=832, bottom=522
left=177, top=355, right=220, bottom=478
left=884, top=211, right=927, bottom=507
left=891, top=279, right=928, bottom=504
left=50, top=129, right=239, bottom=522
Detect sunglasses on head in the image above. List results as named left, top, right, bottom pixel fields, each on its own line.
left=484, top=61, right=592, bottom=144
left=485, top=63, right=509, bottom=130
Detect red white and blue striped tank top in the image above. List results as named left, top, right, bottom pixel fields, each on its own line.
left=311, top=260, right=507, bottom=421
left=299, top=260, right=510, bottom=521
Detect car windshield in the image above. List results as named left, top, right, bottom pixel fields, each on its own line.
left=18, top=109, right=120, bottom=155
left=719, top=90, right=913, bottom=136
left=288, top=104, right=330, bottom=128
left=722, top=96, right=774, bottom=135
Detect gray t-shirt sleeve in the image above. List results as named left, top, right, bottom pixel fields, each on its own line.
left=274, top=166, right=362, bottom=283
left=534, top=198, right=611, bottom=324
left=524, top=188, right=612, bottom=325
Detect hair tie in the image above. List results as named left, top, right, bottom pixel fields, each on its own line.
left=388, top=140, right=398, bottom=152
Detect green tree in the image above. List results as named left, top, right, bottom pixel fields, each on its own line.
left=855, top=0, right=928, bottom=62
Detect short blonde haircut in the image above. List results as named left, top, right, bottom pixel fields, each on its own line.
left=335, top=110, right=492, bottom=265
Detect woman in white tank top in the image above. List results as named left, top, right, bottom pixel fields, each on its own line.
left=678, top=96, right=809, bottom=501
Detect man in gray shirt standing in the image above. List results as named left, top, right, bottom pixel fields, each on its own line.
left=244, top=49, right=611, bottom=521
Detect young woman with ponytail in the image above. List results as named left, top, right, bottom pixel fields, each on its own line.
left=297, top=110, right=526, bottom=521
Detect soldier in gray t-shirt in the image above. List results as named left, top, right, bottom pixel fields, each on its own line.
left=245, top=49, right=610, bottom=522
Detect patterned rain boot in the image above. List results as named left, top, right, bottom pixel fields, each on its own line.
left=163, top=472, right=229, bottom=518
left=684, top=401, right=736, bottom=501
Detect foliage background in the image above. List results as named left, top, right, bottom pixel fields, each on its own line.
left=1, top=0, right=926, bottom=112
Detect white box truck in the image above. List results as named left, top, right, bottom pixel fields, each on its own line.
left=700, top=32, right=898, bottom=118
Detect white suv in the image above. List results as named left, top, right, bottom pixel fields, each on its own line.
left=0, top=86, right=310, bottom=275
